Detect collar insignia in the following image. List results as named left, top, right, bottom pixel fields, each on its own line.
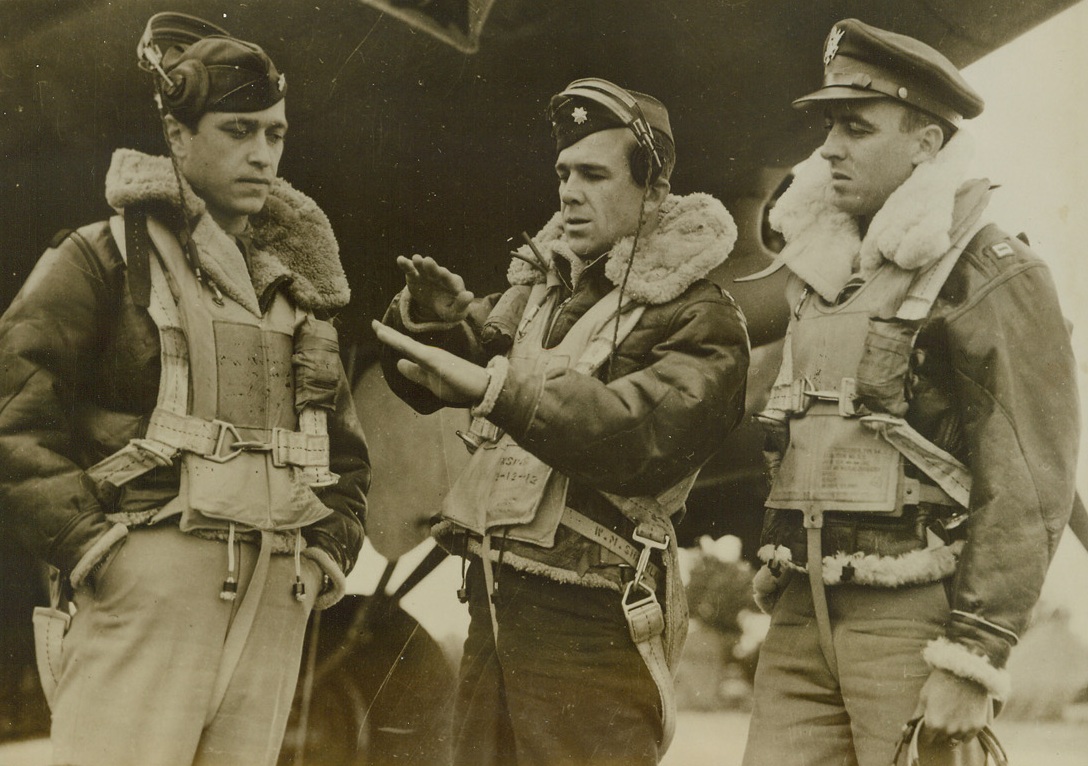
left=277, top=73, right=286, bottom=91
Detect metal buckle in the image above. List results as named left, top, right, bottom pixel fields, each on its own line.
left=629, top=524, right=669, bottom=594
left=205, top=420, right=271, bottom=463
left=800, top=377, right=858, bottom=417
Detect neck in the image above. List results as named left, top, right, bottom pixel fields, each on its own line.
left=211, top=211, right=249, bottom=237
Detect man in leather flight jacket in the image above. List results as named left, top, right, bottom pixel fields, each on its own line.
left=374, top=79, right=750, bottom=764
left=0, top=14, right=369, bottom=765
left=742, top=19, right=1079, bottom=766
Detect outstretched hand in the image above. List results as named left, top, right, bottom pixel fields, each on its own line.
left=372, top=320, right=488, bottom=406
left=397, top=254, right=475, bottom=322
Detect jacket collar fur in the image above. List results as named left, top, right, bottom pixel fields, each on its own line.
left=104, top=148, right=349, bottom=315
left=507, top=192, right=737, bottom=306
left=769, top=130, right=990, bottom=302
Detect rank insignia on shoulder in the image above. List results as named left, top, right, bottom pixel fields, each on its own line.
left=986, top=241, right=1016, bottom=259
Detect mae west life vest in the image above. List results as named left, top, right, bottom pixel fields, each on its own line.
left=86, top=213, right=340, bottom=534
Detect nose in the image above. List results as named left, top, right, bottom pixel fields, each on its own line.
left=248, top=136, right=274, bottom=168
left=819, top=128, right=845, bottom=162
left=560, top=175, right=583, bottom=206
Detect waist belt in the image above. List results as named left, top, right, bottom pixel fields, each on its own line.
left=87, top=407, right=334, bottom=489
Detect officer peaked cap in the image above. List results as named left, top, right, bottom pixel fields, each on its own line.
left=794, top=18, right=984, bottom=123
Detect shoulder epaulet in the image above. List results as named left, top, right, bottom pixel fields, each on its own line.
left=965, top=224, right=1036, bottom=266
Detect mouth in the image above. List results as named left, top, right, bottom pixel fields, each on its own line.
left=237, top=177, right=271, bottom=187
left=564, top=217, right=591, bottom=228
left=830, top=171, right=850, bottom=183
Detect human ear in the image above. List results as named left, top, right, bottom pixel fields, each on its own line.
left=912, top=123, right=944, bottom=165
left=644, top=176, right=671, bottom=212
left=163, top=115, right=190, bottom=159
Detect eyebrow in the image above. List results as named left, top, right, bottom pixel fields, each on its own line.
left=216, top=116, right=289, bottom=131
left=555, top=160, right=610, bottom=173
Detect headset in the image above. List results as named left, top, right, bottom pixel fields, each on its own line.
left=137, top=12, right=230, bottom=121
left=548, top=78, right=665, bottom=185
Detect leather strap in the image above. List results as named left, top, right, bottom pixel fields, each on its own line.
left=123, top=209, right=153, bottom=308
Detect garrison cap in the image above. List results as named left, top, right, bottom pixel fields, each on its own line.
left=164, top=36, right=286, bottom=115
left=793, top=18, right=984, bottom=123
left=547, top=78, right=673, bottom=153
left=139, top=12, right=285, bottom=122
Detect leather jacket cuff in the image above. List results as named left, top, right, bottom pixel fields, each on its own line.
left=923, top=636, right=1012, bottom=700
left=69, top=523, right=128, bottom=589
left=302, top=545, right=347, bottom=611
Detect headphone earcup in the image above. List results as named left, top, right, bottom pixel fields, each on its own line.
left=632, top=139, right=662, bottom=186
left=162, top=59, right=209, bottom=121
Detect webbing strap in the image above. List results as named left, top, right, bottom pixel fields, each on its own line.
left=480, top=534, right=500, bottom=639
left=861, top=414, right=971, bottom=508
left=622, top=587, right=676, bottom=752
left=205, top=530, right=273, bottom=727
left=806, top=524, right=839, bottom=679
left=89, top=215, right=334, bottom=491
left=560, top=507, right=661, bottom=586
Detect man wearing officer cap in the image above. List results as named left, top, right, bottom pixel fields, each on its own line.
left=373, top=78, right=749, bottom=763
left=743, top=18, right=1078, bottom=766
left=0, top=12, right=369, bottom=765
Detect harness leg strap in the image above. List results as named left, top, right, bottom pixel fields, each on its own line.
left=622, top=583, right=676, bottom=753
left=205, top=530, right=273, bottom=727
left=805, top=512, right=839, bottom=679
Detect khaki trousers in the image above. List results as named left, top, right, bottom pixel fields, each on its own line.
left=51, top=525, right=320, bottom=766
left=743, top=577, right=986, bottom=766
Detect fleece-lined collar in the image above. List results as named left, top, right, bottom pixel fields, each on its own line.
left=104, top=148, right=349, bottom=315
left=506, top=192, right=737, bottom=306
left=768, top=130, right=991, bottom=302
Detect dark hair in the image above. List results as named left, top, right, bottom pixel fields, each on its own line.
left=899, top=106, right=955, bottom=147
left=628, top=132, right=676, bottom=187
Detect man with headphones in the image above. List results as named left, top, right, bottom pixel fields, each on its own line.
left=374, top=79, right=750, bottom=763
left=0, top=13, right=369, bottom=765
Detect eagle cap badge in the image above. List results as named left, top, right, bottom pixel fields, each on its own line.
left=824, top=26, right=845, bottom=66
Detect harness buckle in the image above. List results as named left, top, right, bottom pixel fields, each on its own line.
left=801, top=377, right=858, bottom=417
left=629, top=524, right=669, bottom=596
left=206, top=420, right=272, bottom=463
left=621, top=579, right=665, bottom=644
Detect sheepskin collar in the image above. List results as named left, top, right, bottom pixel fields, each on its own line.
left=506, top=192, right=737, bottom=305
left=104, top=148, right=349, bottom=315
left=769, top=131, right=991, bottom=302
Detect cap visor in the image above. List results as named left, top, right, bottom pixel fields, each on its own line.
left=792, top=85, right=888, bottom=109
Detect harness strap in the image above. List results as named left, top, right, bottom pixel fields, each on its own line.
left=614, top=521, right=677, bottom=751
left=559, top=507, right=662, bottom=586
left=805, top=521, right=839, bottom=678
left=861, top=415, right=971, bottom=508
left=205, top=530, right=274, bottom=727
left=87, top=214, right=335, bottom=492
left=86, top=409, right=333, bottom=488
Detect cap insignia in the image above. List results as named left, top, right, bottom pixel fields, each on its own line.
left=824, top=26, right=845, bottom=66
left=278, top=73, right=286, bottom=91
left=572, top=106, right=588, bottom=125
